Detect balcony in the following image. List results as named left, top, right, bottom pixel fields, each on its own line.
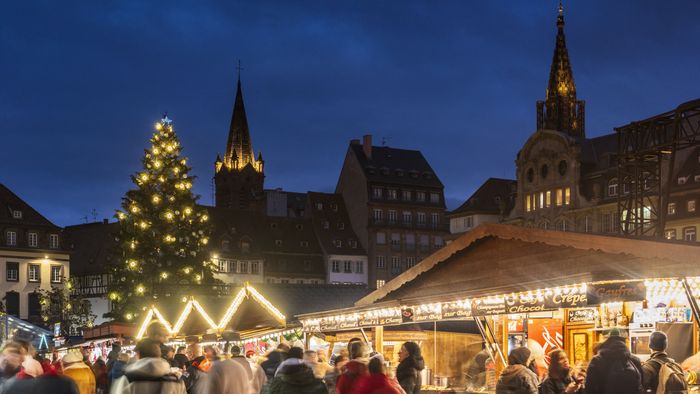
left=390, top=243, right=402, bottom=252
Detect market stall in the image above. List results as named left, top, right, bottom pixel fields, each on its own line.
left=298, top=224, right=700, bottom=393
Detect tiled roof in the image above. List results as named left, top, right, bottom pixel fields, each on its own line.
left=306, top=192, right=366, bottom=255
left=64, top=221, right=118, bottom=275
left=0, top=184, right=59, bottom=228
left=671, top=146, right=700, bottom=192
left=579, top=133, right=617, bottom=174
left=349, top=144, right=444, bottom=188
left=449, top=178, right=516, bottom=217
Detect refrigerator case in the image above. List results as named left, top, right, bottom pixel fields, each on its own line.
left=656, top=322, right=694, bottom=363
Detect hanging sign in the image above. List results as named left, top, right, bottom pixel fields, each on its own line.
left=587, top=282, right=646, bottom=305
left=567, top=308, right=596, bottom=324
left=544, top=292, right=588, bottom=309
left=401, top=308, right=414, bottom=323
left=415, top=308, right=443, bottom=322
left=505, top=295, right=546, bottom=314
left=471, top=299, right=507, bottom=316
left=442, top=302, right=472, bottom=320
left=338, top=319, right=359, bottom=330
left=358, top=315, right=379, bottom=328
left=379, top=315, right=402, bottom=326
left=319, top=320, right=339, bottom=331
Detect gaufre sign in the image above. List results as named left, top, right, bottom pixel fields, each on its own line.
left=587, top=282, right=646, bottom=305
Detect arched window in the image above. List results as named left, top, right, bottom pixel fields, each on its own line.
left=608, top=178, right=618, bottom=197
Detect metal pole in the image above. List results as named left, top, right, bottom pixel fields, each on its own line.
left=681, top=278, right=700, bottom=329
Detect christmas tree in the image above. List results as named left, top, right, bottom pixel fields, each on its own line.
left=108, top=115, right=216, bottom=321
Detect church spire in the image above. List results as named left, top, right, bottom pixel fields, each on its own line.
left=536, top=1, right=585, bottom=138
left=223, top=76, right=259, bottom=171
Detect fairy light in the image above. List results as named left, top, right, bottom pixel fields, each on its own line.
left=170, top=302, right=193, bottom=334
left=218, top=288, right=248, bottom=329
left=192, top=300, right=218, bottom=329
left=247, top=285, right=286, bottom=322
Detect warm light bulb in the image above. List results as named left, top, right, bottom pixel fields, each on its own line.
left=153, top=147, right=160, bottom=155
left=184, top=268, right=191, bottom=274
left=136, top=285, right=145, bottom=294
left=152, top=195, right=160, bottom=204
left=195, top=274, right=202, bottom=281
left=140, top=173, right=149, bottom=182
left=165, top=212, right=174, bottom=220
left=161, top=272, right=168, bottom=279
left=153, top=160, right=162, bottom=168
left=117, top=212, right=126, bottom=220
left=201, top=238, right=209, bottom=245
left=139, top=221, right=148, bottom=229
left=109, top=292, right=118, bottom=300
left=156, top=123, right=162, bottom=130
left=125, top=313, right=133, bottom=320
left=128, top=260, right=137, bottom=268
left=201, top=215, right=209, bottom=222
left=173, top=167, right=180, bottom=174
left=184, top=207, right=192, bottom=215
left=158, top=176, right=165, bottom=183
left=130, top=205, right=139, bottom=213
left=166, top=145, right=174, bottom=152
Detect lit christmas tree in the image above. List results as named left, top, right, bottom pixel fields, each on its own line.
left=108, top=115, right=216, bottom=321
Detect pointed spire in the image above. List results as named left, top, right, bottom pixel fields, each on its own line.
left=224, top=76, right=255, bottom=169
left=537, top=1, right=585, bottom=137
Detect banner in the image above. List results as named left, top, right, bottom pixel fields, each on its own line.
left=587, top=282, right=646, bottom=305
left=567, top=308, right=596, bottom=324
left=472, top=299, right=507, bottom=316
left=505, top=296, right=546, bottom=314
left=442, top=302, right=472, bottom=320
left=544, top=292, right=588, bottom=309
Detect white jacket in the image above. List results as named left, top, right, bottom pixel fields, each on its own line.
left=202, top=359, right=251, bottom=394
left=111, top=357, right=186, bottom=394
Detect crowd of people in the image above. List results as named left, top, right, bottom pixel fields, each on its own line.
left=494, top=329, right=689, bottom=394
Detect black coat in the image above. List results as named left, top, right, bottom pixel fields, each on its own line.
left=585, top=336, right=643, bottom=394
left=264, top=364, right=327, bottom=394
left=641, top=351, right=673, bottom=393
left=539, top=375, right=584, bottom=394
left=396, top=356, right=425, bottom=394
left=1, top=375, right=79, bottom=394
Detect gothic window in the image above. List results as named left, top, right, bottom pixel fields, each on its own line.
left=608, top=178, right=618, bottom=197
left=540, top=164, right=549, bottom=179
left=527, top=168, right=535, bottom=183
left=558, top=160, right=568, bottom=176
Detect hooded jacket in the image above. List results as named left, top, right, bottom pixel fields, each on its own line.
left=264, top=363, right=327, bottom=394
left=111, top=357, right=186, bottom=394
left=336, top=360, right=370, bottom=394
left=496, top=347, right=538, bottom=394
left=352, top=373, right=405, bottom=394
left=261, top=350, right=285, bottom=381
left=396, top=356, right=425, bottom=394
left=585, top=335, right=643, bottom=394
left=63, top=362, right=96, bottom=394
left=203, top=359, right=251, bottom=394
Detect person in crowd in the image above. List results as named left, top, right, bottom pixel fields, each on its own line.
left=163, top=346, right=176, bottom=367
left=62, top=350, right=96, bottom=394
left=352, top=355, right=404, bottom=394
left=275, top=347, right=304, bottom=377
left=202, top=348, right=252, bottom=394
left=203, top=345, right=219, bottom=363
left=642, top=331, right=688, bottom=393
left=261, top=343, right=289, bottom=381
left=92, top=358, right=108, bottom=393
left=539, top=349, right=584, bottom=394
left=111, top=338, right=185, bottom=394
left=465, top=349, right=490, bottom=390
left=303, top=350, right=330, bottom=380
left=336, top=341, right=370, bottom=394
left=324, top=354, right=347, bottom=394
left=396, top=341, right=425, bottom=394
left=495, top=347, right=538, bottom=394
left=184, top=343, right=209, bottom=393
left=173, top=347, right=189, bottom=371
left=263, top=357, right=327, bottom=394
left=108, top=353, right=129, bottom=382
left=146, top=321, right=171, bottom=363
left=0, top=345, right=79, bottom=394
left=106, top=344, right=122, bottom=372
left=585, top=328, right=643, bottom=394
left=16, top=341, right=42, bottom=379
left=229, top=345, right=266, bottom=394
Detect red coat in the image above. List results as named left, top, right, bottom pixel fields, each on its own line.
left=352, top=373, right=406, bottom=394
left=335, top=360, right=369, bottom=394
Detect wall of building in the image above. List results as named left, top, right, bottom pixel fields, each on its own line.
left=449, top=213, right=501, bottom=234
left=327, top=254, right=368, bottom=284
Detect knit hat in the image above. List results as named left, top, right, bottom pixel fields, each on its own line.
left=508, top=346, right=531, bottom=366
left=649, top=331, right=668, bottom=351
left=62, top=351, right=83, bottom=364
left=608, top=328, right=622, bottom=337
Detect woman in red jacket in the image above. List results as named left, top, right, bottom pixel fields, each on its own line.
left=335, top=341, right=370, bottom=394
left=353, top=356, right=405, bottom=394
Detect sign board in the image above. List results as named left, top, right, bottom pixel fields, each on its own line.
left=441, top=303, right=472, bottom=320
left=505, top=296, right=546, bottom=314
left=587, top=282, right=646, bottom=305
left=54, top=322, right=61, bottom=337
left=415, top=309, right=443, bottom=322
left=567, top=308, right=596, bottom=324
left=544, top=292, right=588, bottom=309
left=471, top=299, right=507, bottom=316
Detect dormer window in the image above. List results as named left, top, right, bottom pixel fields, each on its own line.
left=240, top=240, right=250, bottom=253
left=12, top=210, right=21, bottom=219
left=409, top=170, right=419, bottom=179
left=300, top=241, right=309, bottom=247
left=679, top=176, right=688, bottom=185
left=331, top=203, right=338, bottom=212
left=338, top=222, right=345, bottom=230
left=322, top=221, right=330, bottom=230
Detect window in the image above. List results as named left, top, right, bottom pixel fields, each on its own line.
left=28, top=264, right=40, bottom=283
left=373, top=209, right=383, bottom=223
left=331, top=260, right=340, bottom=273
left=355, top=261, right=364, bottom=274
left=416, top=192, right=426, bottom=202
left=684, top=227, right=697, bottom=242
left=406, top=257, right=416, bottom=268
left=337, top=222, right=345, bottom=230
left=6, top=231, right=16, bottom=246
left=376, top=256, right=386, bottom=269
left=558, top=160, right=568, bottom=176
left=539, top=192, right=544, bottom=209
left=526, top=195, right=531, bottom=212
left=372, top=187, right=383, bottom=199
left=28, top=293, right=41, bottom=318
left=405, top=233, right=415, bottom=248
left=688, top=200, right=696, bottom=213
left=300, top=241, right=309, bottom=247
left=679, top=177, right=688, bottom=185
left=391, top=256, right=401, bottom=273
left=532, top=194, right=537, bottom=210
left=331, top=203, right=338, bottom=212
left=349, top=239, right=358, bottom=248
left=51, top=266, right=62, bottom=283
left=5, top=292, right=19, bottom=317
left=12, top=210, right=22, bottom=219
left=419, top=235, right=429, bottom=250
left=402, top=190, right=411, bottom=201
left=275, top=240, right=282, bottom=247
left=388, top=210, right=397, bottom=224
left=668, top=203, right=676, bottom=215
left=220, top=240, right=230, bottom=251
left=241, top=240, right=250, bottom=253
left=402, top=211, right=412, bottom=224
left=316, top=203, right=323, bottom=211
left=387, top=189, right=397, bottom=200
left=251, top=261, right=260, bottom=274
left=390, top=233, right=400, bottom=246
left=695, top=175, right=700, bottom=183
left=49, top=234, right=59, bottom=249
left=545, top=190, right=551, bottom=207
left=430, top=193, right=440, bottom=203
left=218, top=259, right=228, bottom=272
left=527, top=168, right=535, bottom=183
left=464, top=216, right=474, bottom=228
left=608, top=178, right=618, bottom=197
left=665, top=229, right=677, bottom=240
left=556, top=189, right=563, bottom=207
left=296, top=279, right=304, bottom=284
left=376, top=280, right=386, bottom=289
left=239, top=261, right=249, bottom=273
left=333, top=239, right=343, bottom=248
left=417, top=212, right=426, bottom=225
left=540, top=164, right=549, bottom=179
left=431, top=213, right=440, bottom=227
left=433, top=236, right=444, bottom=249
left=564, top=188, right=571, bottom=205
left=376, top=232, right=386, bottom=245
left=322, top=221, right=330, bottom=230
left=6, top=262, right=18, bottom=282
left=28, top=233, right=38, bottom=247
left=343, top=261, right=352, bottom=273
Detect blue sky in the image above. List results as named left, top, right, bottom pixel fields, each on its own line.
left=2, top=0, right=700, bottom=226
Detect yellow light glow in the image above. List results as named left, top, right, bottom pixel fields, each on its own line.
left=160, top=272, right=168, bottom=279
left=192, top=300, right=218, bottom=330
left=117, top=212, right=126, bottom=220
left=153, top=160, right=162, bottom=168
left=217, top=288, right=247, bottom=329
left=66, top=303, right=72, bottom=310
left=158, top=176, right=165, bottom=183
left=195, top=274, right=202, bottom=281
left=201, top=238, right=208, bottom=245
left=184, top=207, right=192, bottom=215
left=109, top=292, right=118, bottom=300
left=201, top=215, right=209, bottom=222
left=166, top=145, right=174, bottom=152
left=169, top=302, right=192, bottom=334
left=135, top=309, right=154, bottom=338
left=152, top=195, right=160, bottom=204
left=173, top=167, right=180, bottom=174
left=140, top=173, right=149, bottom=182
left=126, top=313, right=134, bottom=321
left=164, top=234, right=175, bottom=243
left=184, top=268, right=191, bottom=274
left=139, top=221, right=148, bottom=229
left=153, top=147, right=160, bottom=155
left=248, top=285, right=286, bottom=322
left=165, top=212, right=174, bottom=220
left=128, top=260, right=137, bottom=268
left=136, top=285, right=145, bottom=294
left=130, top=205, right=139, bottom=213
left=130, top=241, right=136, bottom=250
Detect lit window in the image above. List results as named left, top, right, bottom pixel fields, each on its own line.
left=376, top=256, right=386, bottom=269
left=51, top=266, right=62, bottom=284
left=6, top=232, right=16, bottom=246
left=376, top=280, right=386, bottom=288
left=564, top=188, right=571, bottom=205
left=12, top=210, right=22, bottom=219
left=218, top=259, right=228, bottom=272
left=28, top=233, right=38, bottom=247
left=539, top=192, right=544, bottom=209
left=28, top=264, right=40, bottom=283
left=526, top=195, right=531, bottom=212
left=49, top=234, right=59, bottom=249
left=545, top=191, right=551, bottom=208
left=688, top=200, right=696, bottom=213
left=668, top=203, right=676, bottom=215
left=556, top=189, right=563, bottom=207
left=684, top=227, right=696, bottom=242
left=608, top=178, right=618, bottom=197
left=388, top=189, right=398, bottom=200
left=376, top=232, right=386, bottom=245
left=665, top=230, right=677, bottom=240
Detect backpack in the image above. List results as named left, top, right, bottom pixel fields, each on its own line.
left=605, top=357, right=642, bottom=394
left=650, top=359, right=688, bottom=394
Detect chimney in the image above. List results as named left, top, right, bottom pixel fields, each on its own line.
left=103, top=218, right=109, bottom=224
left=362, top=134, right=372, bottom=159
left=350, top=139, right=360, bottom=145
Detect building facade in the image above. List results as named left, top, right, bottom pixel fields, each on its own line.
left=0, top=184, right=70, bottom=322
left=336, top=135, right=448, bottom=289
left=448, top=178, right=516, bottom=238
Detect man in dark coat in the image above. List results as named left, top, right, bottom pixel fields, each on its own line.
left=263, top=363, right=326, bottom=394
left=641, top=331, right=687, bottom=393
left=585, top=329, right=643, bottom=394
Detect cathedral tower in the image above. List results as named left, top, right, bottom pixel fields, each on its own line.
left=214, top=76, right=265, bottom=211
left=536, top=2, right=585, bottom=138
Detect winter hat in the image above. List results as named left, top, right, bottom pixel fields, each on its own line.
left=608, top=328, right=622, bottom=337
left=62, top=351, right=83, bottom=364
left=508, top=346, right=531, bottom=366
left=649, top=331, right=668, bottom=351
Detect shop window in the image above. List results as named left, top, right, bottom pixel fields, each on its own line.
left=608, top=178, right=618, bottom=197
left=5, top=292, right=19, bottom=317
left=683, top=227, right=696, bottom=242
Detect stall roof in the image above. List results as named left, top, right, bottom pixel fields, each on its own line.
left=355, top=224, right=700, bottom=308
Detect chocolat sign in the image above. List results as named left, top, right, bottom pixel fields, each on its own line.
left=505, top=296, right=546, bottom=314
left=567, top=308, right=596, bottom=323
left=587, top=282, right=646, bottom=305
